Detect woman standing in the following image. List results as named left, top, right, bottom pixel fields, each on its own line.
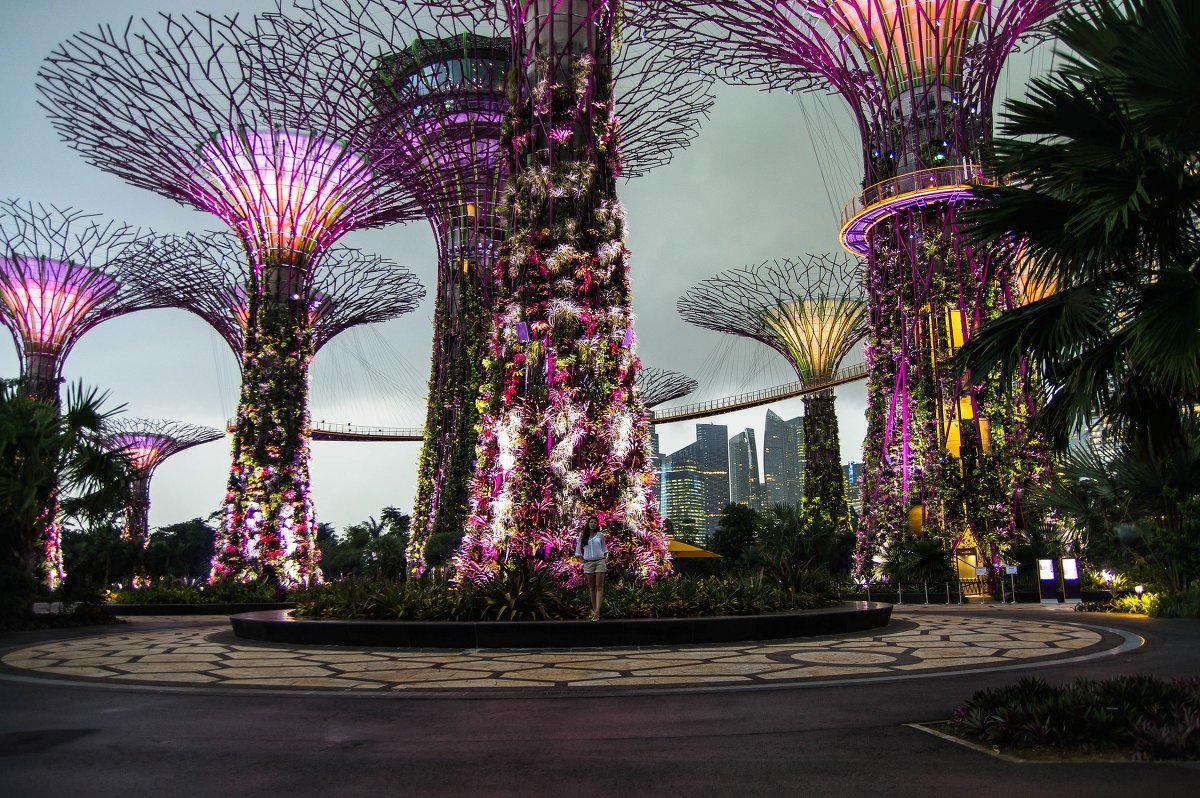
left=575, top=515, right=607, bottom=620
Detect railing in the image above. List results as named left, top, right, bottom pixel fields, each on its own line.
left=309, top=422, right=423, bottom=441
left=224, top=419, right=424, bottom=442
left=650, top=361, right=869, bottom=425
left=839, top=164, right=1004, bottom=231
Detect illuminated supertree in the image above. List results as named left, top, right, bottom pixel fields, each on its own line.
left=38, top=13, right=424, bottom=586
left=0, top=200, right=157, bottom=586
left=102, top=419, right=223, bottom=547
left=678, top=255, right=867, bottom=524
left=295, top=1, right=714, bottom=575
left=636, top=367, right=699, bottom=409
left=391, top=0, right=713, bottom=584
left=650, top=1, right=1058, bottom=573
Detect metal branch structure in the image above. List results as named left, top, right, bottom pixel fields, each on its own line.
left=38, top=11, right=426, bottom=587
left=102, top=419, right=224, bottom=547
left=636, top=367, right=699, bottom=409
left=651, top=1, right=1057, bottom=575
left=679, top=254, right=867, bottom=521
left=127, top=231, right=425, bottom=361
left=379, top=0, right=715, bottom=584
left=289, top=1, right=713, bottom=574
left=0, top=200, right=159, bottom=587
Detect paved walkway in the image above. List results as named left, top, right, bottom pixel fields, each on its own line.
left=0, top=606, right=1135, bottom=693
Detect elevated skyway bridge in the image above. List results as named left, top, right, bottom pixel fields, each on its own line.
left=289, top=361, right=869, bottom=441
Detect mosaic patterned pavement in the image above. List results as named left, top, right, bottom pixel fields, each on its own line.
left=0, top=610, right=1135, bottom=693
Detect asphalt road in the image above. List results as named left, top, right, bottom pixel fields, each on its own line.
left=1, top=609, right=1197, bottom=797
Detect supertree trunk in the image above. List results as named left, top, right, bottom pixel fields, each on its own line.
left=801, top=388, right=848, bottom=524
left=461, top=4, right=669, bottom=584
left=124, top=475, right=152, bottom=547
left=213, top=265, right=319, bottom=587
left=24, top=355, right=65, bottom=588
left=854, top=205, right=1045, bottom=574
left=411, top=236, right=489, bottom=563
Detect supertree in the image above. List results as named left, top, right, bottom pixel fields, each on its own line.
left=636, top=367, right=699, bottom=409
left=38, top=12, right=425, bottom=586
left=0, top=200, right=158, bottom=586
left=649, top=1, right=1058, bottom=574
left=678, top=255, right=867, bottom=525
left=292, top=1, right=714, bottom=575
left=388, top=0, right=712, bottom=585
left=101, top=419, right=223, bottom=548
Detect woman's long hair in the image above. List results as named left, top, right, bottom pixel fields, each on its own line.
left=581, top=515, right=600, bottom=545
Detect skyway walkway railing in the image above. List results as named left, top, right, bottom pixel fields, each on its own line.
left=226, top=362, right=870, bottom=440
left=649, top=361, right=869, bottom=425
left=309, top=422, right=424, bottom=442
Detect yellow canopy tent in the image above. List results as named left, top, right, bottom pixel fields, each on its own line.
left=667, top=539, right=721, bottom=558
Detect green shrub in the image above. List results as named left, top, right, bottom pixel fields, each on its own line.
left=115, top=580, right=282, bottom=605
left=292, top=573, right=835, bottom=621
left=951, top=675, right=1200, bottom=760
left=1149, top=584, right=1200, bottom=619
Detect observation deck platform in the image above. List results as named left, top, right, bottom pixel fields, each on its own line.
left=839, top=165, right=1004, bottom=256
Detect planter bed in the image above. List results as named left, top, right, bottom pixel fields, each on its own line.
left=230, top=601, right=892, bottom=649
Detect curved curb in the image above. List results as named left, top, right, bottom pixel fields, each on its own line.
left=230, top=601, right=893, bottom=648
left=107, top=602, right=295, bottom=616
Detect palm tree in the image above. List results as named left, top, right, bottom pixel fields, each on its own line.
left=0, top=381, right=134, bottom=621
left=960, top=0, right=1200, bottom=452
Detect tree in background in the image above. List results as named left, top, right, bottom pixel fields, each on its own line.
left=316, top=508, right=411, bottom=581
left=711, top=503, right=761, bottom=566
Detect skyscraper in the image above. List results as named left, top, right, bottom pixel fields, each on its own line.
left=762, top=409, right=804, bottom=509
left=729, top=428, right=762, bottom=512
left=844, top=462, right=865, bottom=515
left=650, top=429, right=663, bottom=510
left=695, top=423, right=730, bottom=540
left=661, top=442, right=704, bottom=543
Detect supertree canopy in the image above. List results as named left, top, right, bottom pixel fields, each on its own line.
left=0, top=201, right=153, bottom=404
left=650, top=1, right=1058, bottom=574
left=295, top=0, right=714, bottom=575
left=387, top=0, right=712, bottom=585
left=128, top=231, right=425, bottom=362
left=0, top=200, right=157, bottom=587
left=636, top=367, right=699, bottom=409
left=102, top=419, right=223, bottom=547
left=678, top=255, right=867, bottom=524
left=38, top=12, right=425, bottom=587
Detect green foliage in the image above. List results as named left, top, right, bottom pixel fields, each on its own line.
left=952, top=675, right=1200, bottom=760
left=882, top=536, right=954, bottom=586
left=959, top=0, right=1200, bottom=452
left=115, top=580, right=281, bottom=605
left=756, top=502, right=852, bottom=591
left=423, top=530, right=464, bottom=569
left=711, top=503, right=760, bottom=563
left=292, top=573, right=834, bottom=622
left=0, top=380, right=133, bottom=622
left=316, top=509, right=411, bottom=581
left=144, top=517, right=217, bottom=583
left=60, top=520, right=140, bottom=598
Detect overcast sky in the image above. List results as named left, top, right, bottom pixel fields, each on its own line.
left=0, top=1, right=1056, bottom=532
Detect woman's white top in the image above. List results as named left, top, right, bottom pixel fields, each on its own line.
left=575, top=530, right=607, bottom=561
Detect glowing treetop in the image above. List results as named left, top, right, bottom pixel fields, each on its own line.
left=103, top=419, right=223, bottom=545
left=678, top=255, right=868, bottom=386
left=0, top=200, right=155, bottom=402
left=128, top=231, right=425, bottom=360
left=652, top=1, right=1058, bottom=182
left=37, top=12, right=423, bottom=270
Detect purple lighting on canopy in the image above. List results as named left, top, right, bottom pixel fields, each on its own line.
left=0, top=257, right=116, bottom=350
left=197, top=129, right=374, bottom=266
